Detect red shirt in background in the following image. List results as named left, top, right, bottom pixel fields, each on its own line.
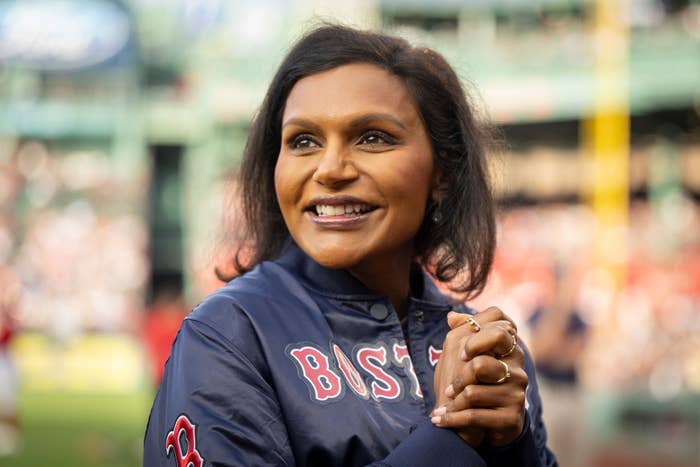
left=143, top=300, right=186, bottom=386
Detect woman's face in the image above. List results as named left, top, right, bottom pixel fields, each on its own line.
left=274, top=63, right=435, bottom=272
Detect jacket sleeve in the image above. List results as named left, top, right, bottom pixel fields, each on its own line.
left=143, top=317, right=295, bottom=467
left=369, top=419, right=487, bottom=467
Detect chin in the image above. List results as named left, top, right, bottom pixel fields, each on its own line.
left=310, top=250, right=360, bottom=270
left=298, top=243, right=362, bottom=270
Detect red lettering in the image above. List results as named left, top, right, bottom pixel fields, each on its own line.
left=332, top=344, right=369, bottom=399
left=165, top=415, right=203, bottom=467
left=356, top=345, right=401, bottom=400
left=289, top=346, right=342, bottom=401
left=392, top=343, right=423, bottom=399
left=428, top=345, right=442, bottom=367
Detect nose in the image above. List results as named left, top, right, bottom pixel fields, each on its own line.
left=311, top=142, right=359, bottom=188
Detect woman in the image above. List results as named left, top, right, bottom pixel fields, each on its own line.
left=144, top=24, right=557, bottom=466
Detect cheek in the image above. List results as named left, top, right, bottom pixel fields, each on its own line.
left=389, top=156, right=434, bottom=208
left=274, top=156, right=298, bottom=209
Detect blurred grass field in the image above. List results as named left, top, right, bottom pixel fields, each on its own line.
left=1, top=390, right=153, bottom=467
left=0, top=334, right=154, bottom=467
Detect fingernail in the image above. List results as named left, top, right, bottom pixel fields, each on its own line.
left=433, top=406, right=446, bottom=416
left=431, top=416, right=441, bottom=425
left=444, top=385, right=454, bottom=397
left=459, top=349, right=466, bottom=360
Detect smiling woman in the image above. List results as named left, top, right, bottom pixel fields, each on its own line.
left=275, top=64, right=435, bottom=315
left=144, top=24, right=558, bottom=467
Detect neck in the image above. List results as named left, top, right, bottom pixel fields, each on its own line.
left=349, top=254, right=413, bottom=320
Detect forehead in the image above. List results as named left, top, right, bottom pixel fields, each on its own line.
left=282, top=63, right=421, bottom=125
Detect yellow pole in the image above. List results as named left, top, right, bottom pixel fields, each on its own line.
left=583, top=0, right=630, bottom=288
left=578, top=0, right=631, bottom=391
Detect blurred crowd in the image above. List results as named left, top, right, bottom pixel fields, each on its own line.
left=469, top=200, right=700, bottom=466
left=472, top=200, right=700, bottom=394
left=0, top=139, right=149, bottom=336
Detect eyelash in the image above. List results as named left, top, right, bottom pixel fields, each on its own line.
left=358, top=130, right=396, bottom=146
left=290, top=134, right=319, bottom=149
left=288, top=130, right=397, bottom=150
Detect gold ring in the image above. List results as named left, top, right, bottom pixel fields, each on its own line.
left=494, top=360, right=510, bottom=384
left=466, top=316, right=481, bottom=332
left=496, top=333, right=517, bottom=359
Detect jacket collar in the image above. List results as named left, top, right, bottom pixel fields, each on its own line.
left=275, top=240, right=453, bottom=310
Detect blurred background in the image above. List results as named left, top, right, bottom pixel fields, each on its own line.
left=0, top=0, right=698, bottom=466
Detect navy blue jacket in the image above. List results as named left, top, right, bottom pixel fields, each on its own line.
left=144, top=243, right=557, bottom=466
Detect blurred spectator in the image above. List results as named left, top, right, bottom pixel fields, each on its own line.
left=528, top=263, right=590, bottom=467
left=0, top=268, right=20, bottom=457
left=142, top=283, right=187, bottom=387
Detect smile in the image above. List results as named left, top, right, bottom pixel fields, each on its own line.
left=305, top=196, right=378, bottom=228
left=315, top=204, right=374, bottom=216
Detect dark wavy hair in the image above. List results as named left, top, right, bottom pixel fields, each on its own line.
left=227, top=24, right=496, bottom=298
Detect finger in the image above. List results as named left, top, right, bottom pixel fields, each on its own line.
left=488, top=320, right=517, bottom=337
left=443, top=362, right=529, bottom=411
left=462, top=325, right=517, bottom=361
left=449, top=355, right=512, bottom=396
left=446, top=383, right=526, bottom=413
left=471, top=355, right=514, bottom=385
left=474, top=307, right=518, bottom=334
left=432, top=407, right=525, bottom=433
left=443, top=324, right=473, bottom=356
left=444, top=356, right=478, bottom=398
left=447, top=312, right=480, bottom=333
left=447, top=311, right=469, bottom=329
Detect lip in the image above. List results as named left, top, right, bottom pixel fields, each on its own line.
left=306, top=210, right=373, bottom=229
left=305, top=195, right=378, bottom=230
left=306, top=195, right=375, bottom=209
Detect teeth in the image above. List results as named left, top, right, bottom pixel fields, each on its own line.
left=314, top=204, right=372, bottom=216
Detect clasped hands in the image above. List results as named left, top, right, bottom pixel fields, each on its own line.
left=431, top=307, right=528, bottom=448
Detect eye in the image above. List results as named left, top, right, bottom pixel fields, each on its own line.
left=358, top=131, right=395, bottom=146
left=290, top=134, right=320, bottom=150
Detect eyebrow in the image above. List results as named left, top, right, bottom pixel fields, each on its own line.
left=348, top=113, right=407, bottom=131
left=281, top=113, right=408, bottom=131
left=281, top=118, right=322, bottom=132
